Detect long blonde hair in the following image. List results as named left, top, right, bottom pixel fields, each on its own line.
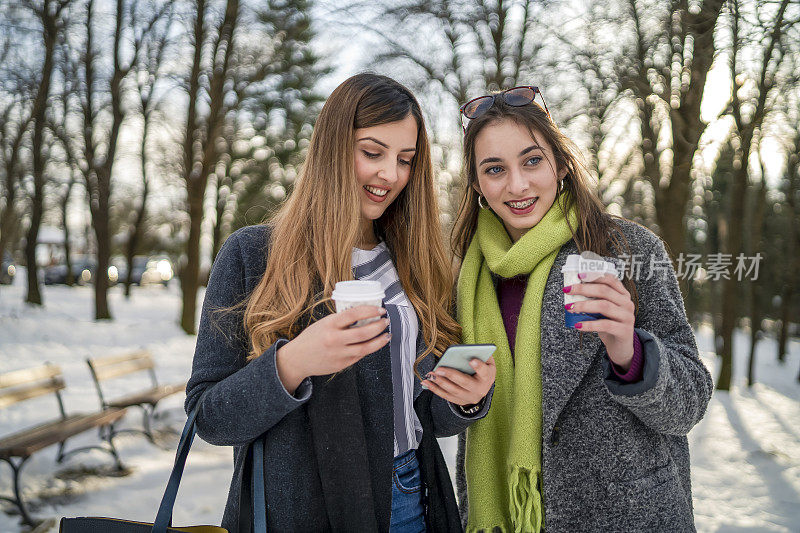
left=244, top=73, right=460, bottom=373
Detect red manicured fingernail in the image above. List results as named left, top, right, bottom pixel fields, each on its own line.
left=563, top=286, right=572, bottom=293
left=575, top=322, right=583, bottom=329
left=578, top=273, right=586, bottom=279
left=564, top=303, right=573, bottom=310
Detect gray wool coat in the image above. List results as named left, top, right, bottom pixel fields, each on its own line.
left=455, top=218, right=713, bottom=532
left=185, top=224, right=491, bottom=532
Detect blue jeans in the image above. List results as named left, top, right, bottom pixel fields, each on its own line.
left=390, top=449, right=427, bottom=532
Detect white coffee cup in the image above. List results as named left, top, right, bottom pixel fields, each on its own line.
left=561, top=252, right=619, bottom=329
left=331, top=280, right=385, bottom=327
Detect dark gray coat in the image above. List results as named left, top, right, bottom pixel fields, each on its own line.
left=186, top=225, right=490, bottom=532
left=456, top=219, right=713, bottom=532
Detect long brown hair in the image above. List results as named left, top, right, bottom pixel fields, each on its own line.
left=244, top=73, right=460, bottom=373
left=450, top=98, right=639, bottom=309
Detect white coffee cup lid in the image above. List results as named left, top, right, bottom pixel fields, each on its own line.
left=561, top=254, right=618, bottom=277
left=331, top=280, right=385, bottom=301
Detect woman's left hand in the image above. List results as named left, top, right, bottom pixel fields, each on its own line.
left=565, top=273, right=636, bottom=370
left=422, top=357, right=496, bottom=406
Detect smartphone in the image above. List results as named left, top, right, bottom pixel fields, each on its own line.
left=431, top=344, right=496, bottom=376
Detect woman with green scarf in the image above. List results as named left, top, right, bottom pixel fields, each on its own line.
left=444, top=87, right=712, bottom=532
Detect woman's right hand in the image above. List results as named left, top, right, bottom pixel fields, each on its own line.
left=276, top=305, right=390, bottom=394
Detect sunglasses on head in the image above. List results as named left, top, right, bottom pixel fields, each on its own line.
left=459, top=86, right=551, bottom=132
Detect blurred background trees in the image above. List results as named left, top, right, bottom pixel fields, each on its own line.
left=0, top=0, right=798, bottom=386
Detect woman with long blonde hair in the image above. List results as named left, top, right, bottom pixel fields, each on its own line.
left=186, top=73, right=495, bottom=532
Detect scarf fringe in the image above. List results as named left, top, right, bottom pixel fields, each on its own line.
left=465, top=466, right=543, bottom=533
left=509, top=465, right=543, bottom=533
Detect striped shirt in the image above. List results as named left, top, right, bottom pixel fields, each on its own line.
left=352, top=241, right=422, bottom=457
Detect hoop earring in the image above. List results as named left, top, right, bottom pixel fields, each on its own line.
left=477, top=194, right=489, bottom=209
left=557, top=178, right=565, bottom=194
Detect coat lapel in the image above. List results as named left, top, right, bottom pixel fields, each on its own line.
left=540, top=243, right=603, bottom=438
left=351, top=324, right=395, bottom=531
left=302, top=272, right=435, bottom=530
left=304, top=301, right=385, bottom=531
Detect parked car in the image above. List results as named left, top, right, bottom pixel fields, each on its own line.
left=0, top=252, right=15, bottom=285
left=141, top=256, right=173, bottom=287
left=116, top=256, right=172, bottom=287
left=44, top=256, right=118, bottom=286
left=115, top=256, right=148, bottom=286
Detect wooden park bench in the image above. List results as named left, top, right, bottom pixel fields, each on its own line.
left=0, top=364, right=126, bottom=526
left=86, top=350, right=186, bottom=444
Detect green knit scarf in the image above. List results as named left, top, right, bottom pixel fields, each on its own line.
left=457, top=198, right=578, bottom=533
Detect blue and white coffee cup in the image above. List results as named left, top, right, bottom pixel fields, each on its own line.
left=561, top=253, right=619, bottom=329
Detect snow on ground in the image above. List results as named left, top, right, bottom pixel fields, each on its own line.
left=0, top=275, right=229, bottom=532
left=1, top=269, right=799, bottom=532
left=689, top=325, right=800, bottom=532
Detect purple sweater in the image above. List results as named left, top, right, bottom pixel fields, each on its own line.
left=497, top=275, right=643, bottom=382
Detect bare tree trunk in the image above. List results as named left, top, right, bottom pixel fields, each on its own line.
left=746, top=155, right=767, bottom=388
left=718, top=0, right=790, bottom=391
left=124, top=0, right=174, bottom=299
left=24, top=201, right=43, bottom=304
left=0, top=180, right=18, bottom=265
left=660, top=0, right=725, bottom=260
left=779, top=129, right=800, bottom=364
left=777, top=289, right=790, bottom=364
left=93, top=0, right=127, bottom=319
left=179, top=0, right=208, bottom=335
left=0, top=51, right=17, bottom=281
left=180, top=0, right=239, bottom=334
left=718, top=167, right=747, bottom=392
left=79, top=0, right=109, bottom=318
left=181, top=182, right=204, bottom=333
left=90, top=167, right=112, bottom=318
left=25, top=0, right=64, bottom=305
left=61, top=175, right=75, bottom=286
left=746, top=321, right=761, bottom=387
left=124, top=115, right=151, bottom=298
left=0, top=115, right=30, bottom=283
left=52, top=55, right=79, bottom=288
left=79, top=0, right=147, bottom=319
